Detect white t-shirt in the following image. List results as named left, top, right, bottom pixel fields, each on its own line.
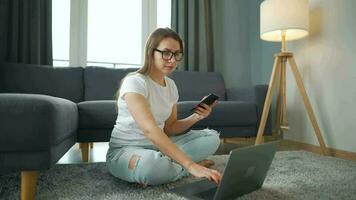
left=109, top=73, right=179, bottom=147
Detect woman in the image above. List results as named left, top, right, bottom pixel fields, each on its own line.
left=106, top=28, right=222, bottom=186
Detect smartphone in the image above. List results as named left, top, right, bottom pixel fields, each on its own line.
left=191, top=93, right=219, bottom=112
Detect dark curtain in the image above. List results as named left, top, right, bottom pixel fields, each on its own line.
left=171, top=0, right=215, bottom=72
left=0, top=0, right=53, bottom=65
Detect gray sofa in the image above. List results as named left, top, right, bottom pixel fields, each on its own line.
left=0, top=62, right=271, bottom=197
left=78, top=66, right=271, bottom=142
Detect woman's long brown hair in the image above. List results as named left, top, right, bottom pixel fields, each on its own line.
left=115, top=28, right=183, bottom=107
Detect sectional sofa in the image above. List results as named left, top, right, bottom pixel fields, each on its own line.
left=0, top=62, right=271, bottom=198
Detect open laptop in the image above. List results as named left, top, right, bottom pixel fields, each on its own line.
left=170, top=141, right=279, bottom=200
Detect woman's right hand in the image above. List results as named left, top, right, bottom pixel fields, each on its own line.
left=187, top=163, right=222, bottom=184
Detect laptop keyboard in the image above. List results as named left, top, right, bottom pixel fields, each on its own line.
left=195, top=187, right=217, bottom=200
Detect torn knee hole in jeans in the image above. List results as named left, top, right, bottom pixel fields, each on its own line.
left=128, top=154, right=140, bottom=170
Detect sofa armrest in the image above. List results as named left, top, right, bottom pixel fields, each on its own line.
left=254, top=85, right=268, bottom=109
left=0, top=93, right=78, bottom=152
left=223, top=85, right=272, bottom=135
left=254, top=85, right=272, bottom=135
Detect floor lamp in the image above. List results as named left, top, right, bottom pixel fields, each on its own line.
left=255, top=0, right=329, bottom=156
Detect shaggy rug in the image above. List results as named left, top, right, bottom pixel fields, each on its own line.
left=1, top=151, right=356, bottom=200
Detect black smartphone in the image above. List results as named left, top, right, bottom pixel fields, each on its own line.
left=191, top=93, right=219, bottom=112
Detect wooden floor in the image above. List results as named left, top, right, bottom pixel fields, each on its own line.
left=57, top=136, right=301, bottom=164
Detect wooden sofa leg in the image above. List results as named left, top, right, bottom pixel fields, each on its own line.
left=21, top=170, right=38, bottom=200
left=79, top=142, right=90, bottom=162
left=259, top=136, right=265, bottom=144
left=220, top=138, right=227, bottom=143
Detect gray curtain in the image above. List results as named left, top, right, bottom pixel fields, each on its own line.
left=0, top=0, right=53, bottom=65
left=171, top=0, right=215, bottom=72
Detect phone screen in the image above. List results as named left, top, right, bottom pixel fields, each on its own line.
left=191, top=93, right=219, bottom=112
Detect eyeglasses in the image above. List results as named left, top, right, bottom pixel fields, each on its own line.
left=154, top=49, right=184, bottom=61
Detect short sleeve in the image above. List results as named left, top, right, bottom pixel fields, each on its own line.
left=168, top=78, right=179, bottom=103
left=119, top=75, right=147, bottom=100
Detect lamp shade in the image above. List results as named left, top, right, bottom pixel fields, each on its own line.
left=260, top=0, right=309, bottom=42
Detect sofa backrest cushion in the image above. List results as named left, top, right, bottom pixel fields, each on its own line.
left=0, top=63, right=84, bottom=103
left=84, top=67, right=226, bottom=101
left=84, top=66, right=137, bottom=101
left=170, top=70, right=226, bottom=101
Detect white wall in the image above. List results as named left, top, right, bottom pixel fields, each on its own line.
left=284, top=0, right=356, bottom=153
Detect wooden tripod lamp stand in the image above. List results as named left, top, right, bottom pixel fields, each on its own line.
left=255, top=0, right=329, bottom=155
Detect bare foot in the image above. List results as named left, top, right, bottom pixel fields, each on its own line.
left=197, top=159, right=215, bottom=168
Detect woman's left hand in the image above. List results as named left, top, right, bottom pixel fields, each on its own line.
left=193, top=100, right=218, bottom=120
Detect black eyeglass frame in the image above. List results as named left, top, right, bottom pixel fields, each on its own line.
left=153, top=49, right=184, bottom=61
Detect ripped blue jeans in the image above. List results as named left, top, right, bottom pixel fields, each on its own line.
left=106, top=129, right=220, bottom=186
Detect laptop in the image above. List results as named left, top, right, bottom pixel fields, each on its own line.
left=170, top=141, right=279, bottom=200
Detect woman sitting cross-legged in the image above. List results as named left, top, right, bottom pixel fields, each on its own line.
left=106, top=28, right=222, bottom=186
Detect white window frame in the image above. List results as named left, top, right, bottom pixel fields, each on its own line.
left=67, top=0, right=158, bottom=67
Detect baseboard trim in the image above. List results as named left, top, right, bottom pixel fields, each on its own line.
left=283, top=139, right=356, bottom=161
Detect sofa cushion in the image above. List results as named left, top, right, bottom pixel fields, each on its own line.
left=177, top=101, right=257, bottom=127
left=0, top=94, right=78, bottom=152
left=78, top=100, right=117, bottom=129
left=0, top=63, right=84, bottom=103
left=77, top=100, right=257, bottom=130
left=170, top=70, right=226, bottom=101
left=84, top=67, right=137, bottom=101
left=83, top=67, right=227, bottom=102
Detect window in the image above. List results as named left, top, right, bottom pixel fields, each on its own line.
left=87, top=0, right=142, bottom=68
left=52, top=0, right=70, bottom=67
left=52, top=0, right=171, bottom=68
left=157, top=0, right=171, bottom=28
